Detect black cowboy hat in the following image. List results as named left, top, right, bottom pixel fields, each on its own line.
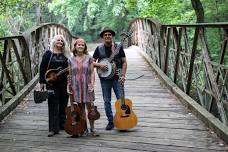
left=99, top=27, right=116, bottom=38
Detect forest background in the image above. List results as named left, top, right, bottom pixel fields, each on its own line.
left=0, top=0, right=227, bottom=51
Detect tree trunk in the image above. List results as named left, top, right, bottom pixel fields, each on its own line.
left=191, top=0, right=204, bottom=23
left=36, top=4, right=42, bottom=25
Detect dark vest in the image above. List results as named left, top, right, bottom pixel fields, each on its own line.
left=98, top=43, right=122, bottom=69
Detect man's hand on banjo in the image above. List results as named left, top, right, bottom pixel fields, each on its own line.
left=99, top=63, right=108, bottom=71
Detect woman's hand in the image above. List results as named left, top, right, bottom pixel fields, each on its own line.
left=67, top=85, right=73, bottom=95
left=88, top=83, right=94, bottom=92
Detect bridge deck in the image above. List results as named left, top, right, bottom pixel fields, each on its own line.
left=0, top=46, right=227, bottom=152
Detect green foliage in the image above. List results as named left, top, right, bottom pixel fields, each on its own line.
left=137, top=0, right=196, bottom=24
left=125, top=0, right=137, bottom=10
left=48, top=0, right=134, bottom=41
left=135, top=0, right=227, bottom=23
left=133, top=0, right=227, bottom=64
left=0, top=0, right=18, bottom=13
left=202, top=0, right=228, bottom=22
left=0, top=0, right=51, bottom=37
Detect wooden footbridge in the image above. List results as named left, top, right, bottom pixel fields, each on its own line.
left=0, top=18, right=228, bottom=151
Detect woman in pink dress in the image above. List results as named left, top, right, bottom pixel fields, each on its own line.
left=67, top=38, right=99, bottom=137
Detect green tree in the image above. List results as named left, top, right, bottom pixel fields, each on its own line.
left=134, top=0, right=196, bottom=24
left=48, top=0, right=134, bottom=41
left=0, top=0, right=50, bottom=37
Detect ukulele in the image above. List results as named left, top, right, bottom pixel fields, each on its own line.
left=45, top=67, right=68, bottom=84
left=64, top=75, right=87, bottom=136
left=113, top=70, right=138, bottom=130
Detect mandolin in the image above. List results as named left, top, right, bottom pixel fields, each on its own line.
left=45, top=67, right=68, bottom=84
left=88, top=102, right=100, bottom=121
left=113, top=71, right=137, bottom=130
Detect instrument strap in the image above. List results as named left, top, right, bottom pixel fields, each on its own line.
left=108, top=41, right=116, bottom=62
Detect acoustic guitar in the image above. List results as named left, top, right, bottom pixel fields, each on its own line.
left=45, top=67, right=68, bottom=84
left=64, top=95, right=87, bottom=136
left=64, top=76, right=87, bottom=136
left=113, top=71, right=137, bottom=130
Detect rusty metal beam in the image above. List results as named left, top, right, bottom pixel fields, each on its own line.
left=0, top=41, right=16, bottom=95
left=186, top=28, right=200, bottom=95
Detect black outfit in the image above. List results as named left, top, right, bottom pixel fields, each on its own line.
left=39, top=50, right=68, bottom=133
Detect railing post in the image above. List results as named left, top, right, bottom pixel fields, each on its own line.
left=186, top=28, right=199, bottom=95
left=215, top=29, right=228, bottom=83
left=164, top=27, right=171, bottom=74
left=0, top=41, right=16, bottom=95
left=174, top=28, right=182, bottom=83
left=11, top=39, right=28, bottom=84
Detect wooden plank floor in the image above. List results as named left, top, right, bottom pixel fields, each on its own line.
left=0, top=45, right=228, bottom=152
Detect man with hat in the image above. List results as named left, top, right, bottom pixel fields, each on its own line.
left=93, top=27, right=127, bottom=130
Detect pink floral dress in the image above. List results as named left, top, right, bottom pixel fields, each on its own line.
left=68, top=55, right=93, bottom=103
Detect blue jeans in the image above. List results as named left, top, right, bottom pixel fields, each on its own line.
left=100, top=78, right=121, bottom=123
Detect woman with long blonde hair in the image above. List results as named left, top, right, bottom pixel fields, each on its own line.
left=39, top=34, right=70, bottom=137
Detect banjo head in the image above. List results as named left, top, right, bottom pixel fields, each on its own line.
left=97, top=59, right=113, bottom=78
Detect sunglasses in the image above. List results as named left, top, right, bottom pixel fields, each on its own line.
left=103, top=33, right=112, bottom=37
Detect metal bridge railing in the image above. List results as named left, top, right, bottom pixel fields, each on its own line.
left=0, top=23, right=76, bottom=115
left=128, top=17, right=228, bottom=127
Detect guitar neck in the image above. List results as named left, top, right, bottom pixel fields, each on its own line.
left=117, top=68, right=125, bottom=105
left=57, top=68, right=68, bottom=76
left=120, top=84, right=125, bottom=105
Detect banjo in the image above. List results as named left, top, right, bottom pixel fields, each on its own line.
left=96, top=31, right=132, bottom=79
left=97, top=58, right=116, bottom=79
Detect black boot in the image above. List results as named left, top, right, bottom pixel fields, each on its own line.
left=105, top=122, right=114, bottom=130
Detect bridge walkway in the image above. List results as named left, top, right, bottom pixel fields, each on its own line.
left=0, top=45, right=227, bottom=152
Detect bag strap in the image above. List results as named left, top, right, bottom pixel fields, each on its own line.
left=40, top=51, right=53, bottom=91
left=46, top=51, right=53, bottom=70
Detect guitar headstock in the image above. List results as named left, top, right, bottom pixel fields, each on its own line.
left=67, top=75, right=73, bottom=95
left=120, top=30, right=133, bottom=42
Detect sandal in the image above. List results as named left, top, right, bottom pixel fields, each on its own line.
left=90, top=129, right=99, bottom=137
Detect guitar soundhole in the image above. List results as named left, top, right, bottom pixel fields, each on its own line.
left=121, top=104, right=131, bottom=115
left=121, top=104, right=127, bottom=110
left=71, top=111, right=80, bottom=121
